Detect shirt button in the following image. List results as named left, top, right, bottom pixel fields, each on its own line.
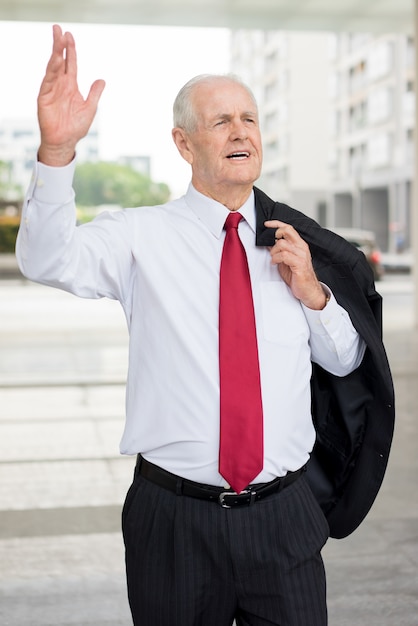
left=36, top=179, right=45, bottom=188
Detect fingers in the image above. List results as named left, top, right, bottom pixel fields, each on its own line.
left=274, top=230, right=284, bottom=242
left=50, top=24, right=66, bottom=67
left=63, top=30, right=77, bottom=78
left=264, top=221, right=325, bottom=308
left=42, top=27, right=63, bottom=80
left=51, top=23, right=63, bottom=55
left=48, top=24, right=105, bottom=106
left=271, top=237, right=308, bottom=268
left=264, top=220, right=304, bottom=245
left=41, top=27, right=71, bottom=94
left=265, top=219, right=311, bottom=268
left=264, top=219, right=297, bottom=244
left=264, top=220, right=287, bottom=229
left=37, top=24, right=105, bottom=166
left=45, top=25, right=76, bottom=75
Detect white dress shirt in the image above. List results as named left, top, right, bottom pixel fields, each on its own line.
left=16, top=160, right=366, bottom=486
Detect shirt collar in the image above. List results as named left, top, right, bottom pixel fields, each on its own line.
left=185, top=183, right=256, bottom=238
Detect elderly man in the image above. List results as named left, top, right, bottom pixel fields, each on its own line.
left=16, top=25, right=394, bottom=626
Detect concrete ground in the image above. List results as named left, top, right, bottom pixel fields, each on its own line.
left=0, top=275, right=417, bottom=625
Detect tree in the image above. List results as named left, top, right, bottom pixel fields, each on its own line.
left=73, top=161, right=170, bottom=209
left=0, top=160, right=23, bottom=202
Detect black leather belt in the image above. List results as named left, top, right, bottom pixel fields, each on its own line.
left=136, top=455, right=306, bottom=508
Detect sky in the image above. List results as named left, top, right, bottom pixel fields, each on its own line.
left=0, top=20, right=230, bottom=196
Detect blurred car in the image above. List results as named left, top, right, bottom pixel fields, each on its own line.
left=332, top=227, right=384, bottom=281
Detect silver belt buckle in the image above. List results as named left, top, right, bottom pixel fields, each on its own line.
left=219, top=489, right=249, bottom=508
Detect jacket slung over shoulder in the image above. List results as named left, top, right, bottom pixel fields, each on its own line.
left=254, top=186, right=395, bottom=539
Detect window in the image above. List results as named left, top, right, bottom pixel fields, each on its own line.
left=264, top=81, right=279, bottom=103
left=368, top=42, right=393, bottom=81
left=277, top=101, right=288, bottom=123
left=403, top=83, right=415, bottom=116
left=368, top=134, right=391, bottom=168
left=349, top=144, right=366, bottom=175
left=264, top=112, right=278, bottom=134
left=265, top=50, right=278, bottom=74
left=349, top=100, right=367, bottom=130
left=348, top=60, right=367, bottom=93
left=327, top=34, right=338, bottom=60
left=406, top=36, right=414, bottom=68
left=368, top=89, right=392, bottom=124
left=328, top=72, right=338, bottom=98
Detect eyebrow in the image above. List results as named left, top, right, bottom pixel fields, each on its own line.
left=212, top=110, right=258, bottom=121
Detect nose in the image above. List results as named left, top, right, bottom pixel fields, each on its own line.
left=229, top=118, right=248, bottom=141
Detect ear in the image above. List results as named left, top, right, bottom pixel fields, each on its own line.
left=172, top=128, right=194, bottom=165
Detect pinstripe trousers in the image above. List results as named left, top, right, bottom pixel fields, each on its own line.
left=122, top=467, right=329, bottom=626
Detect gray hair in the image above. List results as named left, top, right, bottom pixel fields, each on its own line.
left=172, top=74, right=258, bottom=133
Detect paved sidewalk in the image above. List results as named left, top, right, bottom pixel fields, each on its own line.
left=0, top=280, right=417, bottom=625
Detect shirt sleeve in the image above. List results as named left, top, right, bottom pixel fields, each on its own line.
left=301, top=283, right=366, bottom=377
left=16, top=160, right=133, bottom=303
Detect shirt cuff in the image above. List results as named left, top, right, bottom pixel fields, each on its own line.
left=301, top=284, right=344, bottom=336
left=29, top=159, right=76, bottom=204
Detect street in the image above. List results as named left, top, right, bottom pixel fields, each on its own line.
left=377, top=273, right=415, bottom=331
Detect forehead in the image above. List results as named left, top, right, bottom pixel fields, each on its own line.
left=191, top=80, right=257, bottom=119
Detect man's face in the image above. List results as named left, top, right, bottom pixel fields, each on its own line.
left=177, top=80, right=263, bottom=199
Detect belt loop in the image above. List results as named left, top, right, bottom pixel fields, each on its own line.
left=134, top=454, right=142, bottom=479
left=175, top=478, right=183, bottom=496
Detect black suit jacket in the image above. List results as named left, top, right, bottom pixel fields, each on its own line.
left=254, top=187, right=395, bottom=539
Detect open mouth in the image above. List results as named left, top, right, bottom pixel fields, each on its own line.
left=226, top=152, right=250, bottom=160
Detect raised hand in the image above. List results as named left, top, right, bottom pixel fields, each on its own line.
left=264, top=219, right=328, bottom=310
left=37, top=24, right=106, bottom=166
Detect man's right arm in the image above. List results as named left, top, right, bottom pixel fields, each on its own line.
left=15, top=25, right=129, bottom=296
left=16, top=159, right=134, bottom=302
left=16, top=159, right=77, bottom=284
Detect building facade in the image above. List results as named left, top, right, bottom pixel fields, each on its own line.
left=329, top=33, right=414, bottom=253
left=231, top=30, right=332, bottom=224
left=231, top=30, right=415, bottom=254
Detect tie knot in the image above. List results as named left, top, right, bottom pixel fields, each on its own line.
left=224, top=211, right=243, bottom=231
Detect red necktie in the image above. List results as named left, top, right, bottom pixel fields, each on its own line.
left=219, top=211, right=264, bottom=493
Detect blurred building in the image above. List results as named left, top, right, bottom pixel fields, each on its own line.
left=231, top=30, right=332, bottom=224
left=231, top=30, right=415, bottom=254
left=329, top=33, right=414, bottom=253
left=0, top=118, right=100, bottom=195
left=118, top=155, right=151, bottom=177
left=0, top=119, right=38, bottom=199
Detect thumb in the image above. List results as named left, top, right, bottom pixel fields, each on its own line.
left=87, top=79, right=106, bottom=109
